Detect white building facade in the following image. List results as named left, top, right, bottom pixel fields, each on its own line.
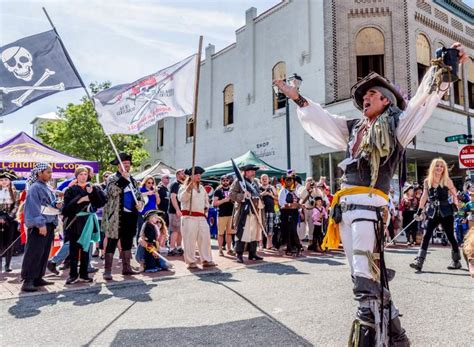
left=143, top=0, right=474, bottom=191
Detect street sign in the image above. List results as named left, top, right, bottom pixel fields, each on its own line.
left=459, top=145, right=474, bottom=168
left=458, top=138, right=473, bottom=145
left=445, top=134, right=468, bottom=142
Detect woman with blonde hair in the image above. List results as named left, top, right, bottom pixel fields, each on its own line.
left=410, top=158, right=462, bottom=271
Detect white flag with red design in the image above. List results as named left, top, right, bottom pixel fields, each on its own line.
left=94, top=54, right=196, bottom=135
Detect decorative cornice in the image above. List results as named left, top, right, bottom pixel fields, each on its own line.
left=415, top=12, right=474, bottom=48
left=433, top=0, right=474, bottom=25
left=348, top=7, right=391, bottom=18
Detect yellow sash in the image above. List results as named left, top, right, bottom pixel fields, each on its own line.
left=321, top=187, right=389, bottom=250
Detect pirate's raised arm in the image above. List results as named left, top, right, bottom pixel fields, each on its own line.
left=397, top=43, right=468, bottom=148
left=272, top=79, right=349, bottom=151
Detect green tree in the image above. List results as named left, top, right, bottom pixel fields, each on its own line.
left=38, top=82, right=149, bottom=174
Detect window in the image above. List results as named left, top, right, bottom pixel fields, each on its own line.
left=186, top=116, right=194, bottom=140
left=156, top=120, right=164, bottom=148
left=454, top=79, right=464, bottom=106
left=272, top=61, right=286, bottom=113
left=416, top=34, right=431, bottom=84
left=223, top=84, right=234, bottom=126
left=355, top=27, right=385, bottom=79
left=467, top=57, right=474, bottom=109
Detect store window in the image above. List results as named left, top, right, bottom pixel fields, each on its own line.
left=355, top=27, right=385, bottom=79
left=223, top=84, right=234, bottom=126
left=416, top=33, right=431, bottom=84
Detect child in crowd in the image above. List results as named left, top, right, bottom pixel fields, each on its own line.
left=454, top=192, right=468, bottom=246
left=138, top=210, right=171, bottom=273
left=310, top=197, right=327, bottom=252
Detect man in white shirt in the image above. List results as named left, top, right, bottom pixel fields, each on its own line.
left=274, top=43, right=467, bottom=346
left=178, top=166, right=216, bottom=269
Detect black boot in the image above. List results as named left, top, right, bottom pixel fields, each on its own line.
left=21, top=280, right=38, bottom=292
left=236, top=253, right=244, bottom=264
left=389, top=316, right=410, bottom=346
left=409, top=249, right=426, bottom=271
left=249, top=253, right=263, bottom=261
left=4, top=251, right=12, bottom=272
left=447, top=250, right=462, bottom=270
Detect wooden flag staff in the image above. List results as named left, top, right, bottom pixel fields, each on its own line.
left=188, top=36, right=204, bottom=213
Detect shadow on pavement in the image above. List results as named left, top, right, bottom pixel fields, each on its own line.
left=299, top=257, right=345, bottom=266
left=104, top=279, right=157, bottom=302
left=246, top=262, right=309, bottom=275
left=7, top=279, right=157, bottom=319
left=110, top=316, right=313, bottom=346
left=194, top=269, right=239, bottom=283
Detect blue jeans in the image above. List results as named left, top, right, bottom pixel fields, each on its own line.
left=51, top=241, right=95, bottom=270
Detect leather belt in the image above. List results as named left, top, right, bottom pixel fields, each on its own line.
left=340, top=202, right=380, bottom=213
left=181, top=210, right=206, bottom=218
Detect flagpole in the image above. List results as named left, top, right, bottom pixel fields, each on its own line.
left=42, top=7, right=138, bottom=206
left=42, top=7, right=91, bottom=99
left=189, top=36, right=203, bottom=212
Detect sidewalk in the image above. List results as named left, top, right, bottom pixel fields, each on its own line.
left=1, top=241, right=339, bottom=300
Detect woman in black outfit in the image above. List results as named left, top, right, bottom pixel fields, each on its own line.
left=62, top=167, right=107, bottom=284
left=410, top=158, right=462, bottom=271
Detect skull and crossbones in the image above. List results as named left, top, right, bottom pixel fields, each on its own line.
left=0, top=46, right=65, bottom=107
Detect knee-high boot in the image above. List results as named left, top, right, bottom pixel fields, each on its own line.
left=122, top=250, right=140, bottom=275
left=103, top=253, right=114, bottom=280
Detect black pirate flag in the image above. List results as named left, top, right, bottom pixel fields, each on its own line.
left=0, top=30, right=81, bottom=116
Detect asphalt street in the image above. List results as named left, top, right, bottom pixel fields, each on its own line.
left=1, top=246, right=472, bottom=346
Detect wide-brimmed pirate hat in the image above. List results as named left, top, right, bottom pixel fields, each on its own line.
left=0, top=168, right=17, bottom=180
left=184, top=166, right=205, bottom=176
left=239, top=164, right=260, bottom=172
left=110, top=152, right=132, bottom=165
left=351, top=72, right=407, bottom=111
left=143, top=209, right=165, bottom=220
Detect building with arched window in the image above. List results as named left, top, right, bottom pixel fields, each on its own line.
left=142, top=0, right=474, bottom=191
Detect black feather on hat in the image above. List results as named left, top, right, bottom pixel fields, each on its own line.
left=110, top=152, right=132, bottom=165
left=0, top=169, right=18, bottom=180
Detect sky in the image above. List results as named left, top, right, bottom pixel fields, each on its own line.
left=0, top=0, right=279, bottom=141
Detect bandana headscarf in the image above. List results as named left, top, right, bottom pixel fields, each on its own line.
left=27, top=162, right=51, bottom=186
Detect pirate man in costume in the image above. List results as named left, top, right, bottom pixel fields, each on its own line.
left=229, top=164, right=264, bottom=264
left=0, top=169, right=19, bottom=273
left=274, top=43, right=467, bottom=346
left=102, top=152, right=142, bottom=280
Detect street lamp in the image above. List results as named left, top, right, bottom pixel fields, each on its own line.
left=277, top=73, right=302, bottom=169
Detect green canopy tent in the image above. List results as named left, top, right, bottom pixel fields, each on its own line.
left=201, top=150, right=305, bottom=180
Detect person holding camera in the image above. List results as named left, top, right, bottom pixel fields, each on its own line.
left=274, top=43, right=467, bottom=346
left=62, top=166, right=107, bottom=284
left=259, top=174, right=277, bottom=249
left=299, top=177, right=325, bottom=250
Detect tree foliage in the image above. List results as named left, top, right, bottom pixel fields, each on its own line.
left=38, top=82, right=149, bottom=174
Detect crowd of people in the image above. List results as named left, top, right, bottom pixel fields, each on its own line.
left=0, top=153, right=473, bottom=293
